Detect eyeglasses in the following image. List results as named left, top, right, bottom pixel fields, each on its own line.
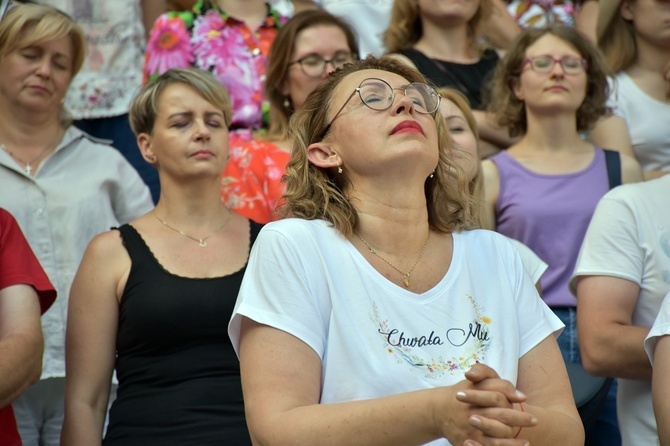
left=318, top=77, right=441, bottom=140
left=288, top=52, right=356, bottom=78
left=522, top=56, right=587, bottom=75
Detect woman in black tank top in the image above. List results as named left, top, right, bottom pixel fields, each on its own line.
left=62, top=68, right=261, bottom=445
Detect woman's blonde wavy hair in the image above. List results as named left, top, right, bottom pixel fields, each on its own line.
left=281, top=55, right=478, bottom=238
left=384, top=0, right=491, bottom=55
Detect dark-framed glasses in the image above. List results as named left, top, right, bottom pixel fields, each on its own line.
left=288, top=51, right=356, bottom=78
left=318, top=77, right=441, bottom=140
left=522, top=56, right=587, bottom=75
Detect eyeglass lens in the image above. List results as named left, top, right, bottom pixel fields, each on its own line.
left=298, top=52, right=354, bottom=77
left=358, top=79, right=439, bottom=114
left=529, top=56, right=585, bottom=74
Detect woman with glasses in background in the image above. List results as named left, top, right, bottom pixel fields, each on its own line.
left=220, top=9, right=358, bottom=223
left=482, top=27, right=642, bottom=445
left=228, top=56, right=583, bottom=445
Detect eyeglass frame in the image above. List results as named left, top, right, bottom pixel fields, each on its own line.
left=288, top=52, right=357, bottom=78
left=521, top=56, right=588, bottom=75
left=317, top=77, right=441, bottom=141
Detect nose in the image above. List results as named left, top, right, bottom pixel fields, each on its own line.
left=322, top=60, right=337, bottom=78
left=194, top=119, right=211, bottom=140
left=393, top=91, right=415, bottom=115
left=35, top=57, right=52, bottom=79
left=550, top=60, right=565, bottom=77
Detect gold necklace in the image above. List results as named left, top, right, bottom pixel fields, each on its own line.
left=0, top=132, right=61, bottom=176
left=356, top=231, right=430, bottom=288
left=154, top=212, right=232, bottom=247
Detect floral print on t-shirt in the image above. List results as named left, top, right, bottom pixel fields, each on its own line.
left=143, top=1, right=288, bottom=130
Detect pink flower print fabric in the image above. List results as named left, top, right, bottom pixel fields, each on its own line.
left=143, top=1, right=288, bottom=131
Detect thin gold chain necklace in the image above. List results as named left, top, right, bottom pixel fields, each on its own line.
left=154, top=212, right=232, bottom=247
left=0, top=133, right=61, bottom=176
left=356, top=231, right=430, bottom=288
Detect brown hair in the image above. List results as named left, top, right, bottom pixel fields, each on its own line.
left=597, top=0, right=637, bottom=73
left=383, top=0, right=491, bottom=55
left=129, top=68, right=232, bottom=136
left=265, top=9, right=359, bottom=140
left=487, top=26, right=611, bottom=137
left=282, top=55, right=478, bottom=237
left=0, top=2, right=86, bottom=126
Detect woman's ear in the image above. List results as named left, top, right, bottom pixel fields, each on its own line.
left=137, top=133, right=158, bottom=165
left=620, top=0, right=634, bottom=20
left=307, top=141, right=340, bottom=169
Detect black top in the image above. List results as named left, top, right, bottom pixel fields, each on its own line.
left=398, top=47, right=500, bottom=109
left=103, top=222, right=262, bottom=446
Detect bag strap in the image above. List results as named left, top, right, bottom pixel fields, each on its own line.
left=603, top=149, right=622, bottom=189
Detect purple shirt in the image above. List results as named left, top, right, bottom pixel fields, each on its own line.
left=492, top=148, right=610, bottom=307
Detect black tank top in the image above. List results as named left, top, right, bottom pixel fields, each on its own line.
left=398, top=47, right=499, bottom=109
left=103, top=222, right=262, bottom=446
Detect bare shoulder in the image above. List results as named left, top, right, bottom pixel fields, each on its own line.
left=481, top=159, right=500, bottom=199
left=619, top=153, right=644, bottom=184
left=79, top=229, right=130, bottom=280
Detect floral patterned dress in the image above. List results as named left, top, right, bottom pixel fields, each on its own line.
left=221, top=137, right=290, bottom=224
left=143, top=1, right=288, bottom=131
left=506, top=0, right=579, bottom=27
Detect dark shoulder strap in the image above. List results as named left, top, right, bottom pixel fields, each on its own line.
left=249, top=221, right=264, bottom=246
left=603, top=149, right=622, bottom=189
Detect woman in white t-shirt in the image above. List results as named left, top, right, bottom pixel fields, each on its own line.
left=588, top=0, right=670, bottom=179
left=228, top=55, right=583, bottom=445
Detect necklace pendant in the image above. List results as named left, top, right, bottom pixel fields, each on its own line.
left=403, top=275, right=410, bottom=287
left=25, top=164, right=32, bottom=175
left=198, top=239, right=207, bottom=247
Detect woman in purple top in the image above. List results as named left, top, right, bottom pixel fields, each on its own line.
left=481, top=26, right=642, bottom=445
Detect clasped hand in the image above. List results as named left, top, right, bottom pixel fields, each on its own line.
left=437, top=363, right=537, bottom=446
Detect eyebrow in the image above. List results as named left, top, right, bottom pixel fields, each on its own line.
left=166, top=111, right=225, bottom=119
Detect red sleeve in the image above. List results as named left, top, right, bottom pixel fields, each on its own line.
left=0, top=209, right=56, bottom=314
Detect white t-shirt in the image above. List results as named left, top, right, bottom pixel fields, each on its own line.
left=507, top=237, right=548, bottom=285
left=608, top=71, right=670, bottom=173
left=229, top=219, right=562, bottom=446
left=645, top=291, right=670, bottom=364
left=570, top=175, right=670, bottom=446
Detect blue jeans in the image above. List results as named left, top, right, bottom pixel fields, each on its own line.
left=554, top=307, right=621, bottom=446
left=75, top=115, right=160, bottom=203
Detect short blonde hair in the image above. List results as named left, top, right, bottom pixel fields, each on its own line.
left=282, top=56, right=478, bottom=237
left=129, top=68, right=232, bottom=136
left=0, top=2, right=86, bottom=126
left=383, top=0, right=491, bottom=55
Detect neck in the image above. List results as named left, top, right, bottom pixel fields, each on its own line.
left=414, top=21, right=475, bottom=62
left=216, top=0, right=267, bottom=29
left=154, top=174, right=228, bottom=226
left=633, top=36, right=670, bottom=74
left=350, top=187, right=430, bottom=251
left=518, top=112, right=583, bottom=152
left=0, top=101, right=62, bottom=150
